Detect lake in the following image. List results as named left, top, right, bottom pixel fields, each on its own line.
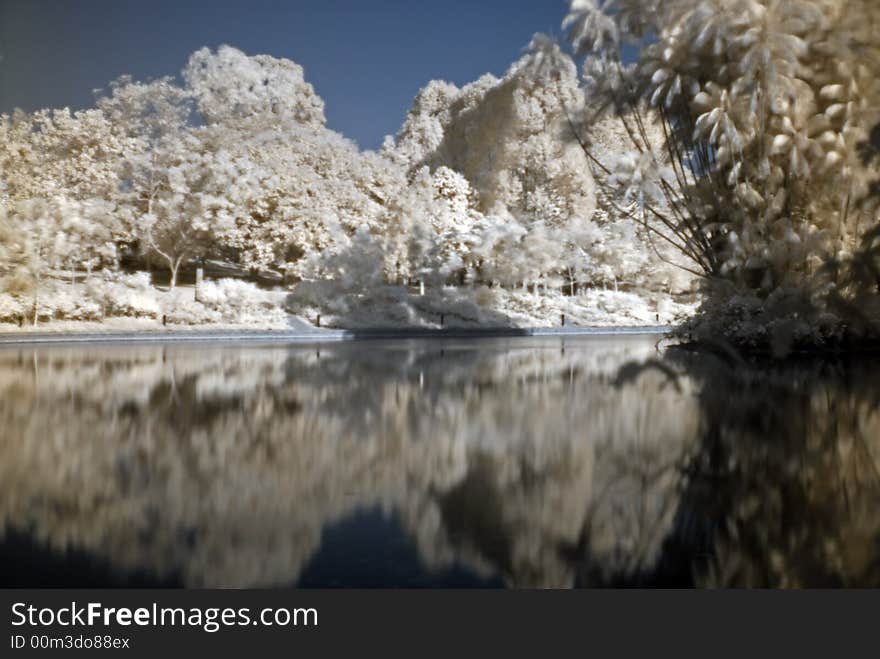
left=0, top=335, right=878, bottom=588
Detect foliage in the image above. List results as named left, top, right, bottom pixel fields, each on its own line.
left=561, top=0, right=880, bottom=349
left=1, top=41, right=700, bottom=326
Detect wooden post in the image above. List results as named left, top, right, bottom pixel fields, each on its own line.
left=162, top=314, right=167, bottom=327
left=561, top=313, right=565, bottom=327
left=440, top=314, right=445, bottom=327
left=316, top=314, right=321, bottom=328
left=195, top=267, right=204, bottom=302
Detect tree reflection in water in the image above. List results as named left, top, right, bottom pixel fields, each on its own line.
left=0, top=337, right=877, bottom=587
left=660, top=349, right=880, bottom=588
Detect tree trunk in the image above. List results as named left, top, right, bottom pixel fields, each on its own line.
left=32, top=273, right=39, bottom=327
left=169, top=260, right=180, bottom=290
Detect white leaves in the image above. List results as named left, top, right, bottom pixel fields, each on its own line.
left=823, top=150, right=844, bottom=170
left=641, top=35, right=697, bottom=108
left=692, top=91, right=713, bottom=110
left=779, top=115, right=796, bottom=135
left=141, top=212, right=158, bottom=229
left=818, top=130, right=839, bottom=149
left=695, top=108, right=718, bottom=137
left=694, top=100, right=741, bottom=154
left=765, top=188, right=787, bottom=221
left=736, top=182, right=764, bottom=208
left=556, top=0, right=880, bottom=295
left=771, top=134, right=793, bottom=155
left=522, top=34, right=578, bottom=83
left=788, top=146, right=810, bottom=179
left=805, top=113, right=831, bottom=136
left=563, top=0, right=620, bottom=57
left=650, top=85, right=665, bottom=107
left=771, top=96, right=792, bottom=116
left=727, top=161, right=742, bottom=186
left=651, top=69, right=685, bottom=108
left=651, top=68, right=671, bottom=85
left=819, top=84, right=846, bottom=101
left=607, top=151, right=671, bottom=213
left=183, top=45, right=326, bottom=127
left=824, top=103, right=847, bottom=120
left=783, top=227, right=802, bottom=245
left=669, top=74, right=683, bottom=105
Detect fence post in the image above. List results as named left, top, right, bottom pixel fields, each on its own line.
left=195, top=267, right=204, bottom=302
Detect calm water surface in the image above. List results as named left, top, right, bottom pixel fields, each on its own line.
left=0, top=335, right=878, bottom=588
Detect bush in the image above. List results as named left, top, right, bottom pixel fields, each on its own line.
left=87, top=272, right=160, bottom=319
left=198, top=278, right=272, bottom=309
left=193, top=278, right=285, bottom=325
left=0, top=293, right=26, bottom=324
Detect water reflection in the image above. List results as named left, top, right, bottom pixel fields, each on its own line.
left=664, top=350, right=880, bottom=587
left=0, top=337, right=877, bottom=588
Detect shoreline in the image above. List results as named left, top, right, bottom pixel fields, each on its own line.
left=0, top=325, right=671, bottom=346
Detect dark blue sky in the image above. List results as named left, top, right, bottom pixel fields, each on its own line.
left=0, top=0, right=569, bottom=149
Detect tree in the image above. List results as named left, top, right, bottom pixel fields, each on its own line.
left=0, top=106, right=125, bottom=321
left=0, top=107, right=135, bottom=276
left=560, top=0, right=880, bottom=347
left=138, top=136, right=250, bottom=289
left=0, top=196, right=116, bottom=323
left=386, top=37, right=686, bottom=297
left=97, top=76, right=213, bottom=288
left=381, top=166, right=480, bottom=288
left=0, top=107, right=132, bottom=204
left=183, top=46, right=402, bottom=282
left=206, top=121, right=398, bottom=281
left=183, top=45, right=326, bottom=128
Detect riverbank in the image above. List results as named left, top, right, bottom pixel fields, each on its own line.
left=0, top=323, right=671, bottom=345
left=1, top=274, right=697, bottom=337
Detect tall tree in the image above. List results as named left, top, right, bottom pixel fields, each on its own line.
left=561, top=0, right=880, bottom=346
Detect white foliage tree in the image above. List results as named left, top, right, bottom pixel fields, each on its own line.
left=381, top=166, right=480, bottom=289
left=387, top=37, right=684, bottom=297
left=185, top=46, right=401, bottom=282
left=1, top=197, right=117, bottom=323
left=561, top=0, right=880, bottom=346
left=0, top=37, right=713, bottom=328
left=0, top=107, right=129, bottom=319
left=183, top=45, right=326, bottom=128
left=97, top=75, right=203, bottom=286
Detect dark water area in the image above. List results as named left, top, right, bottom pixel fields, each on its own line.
left=0, top=336, right=878, bottom=588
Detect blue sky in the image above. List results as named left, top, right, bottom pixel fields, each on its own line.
left=0, top=0, right=570, bottom=149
